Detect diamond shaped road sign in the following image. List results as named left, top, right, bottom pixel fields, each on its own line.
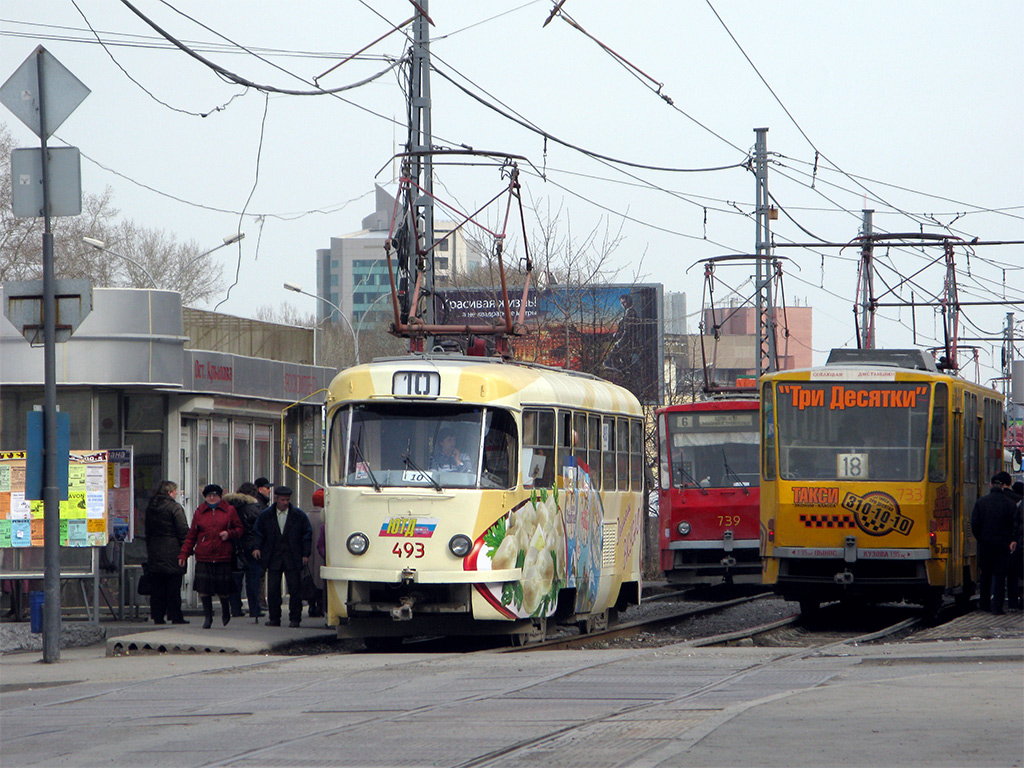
left=0, top=46, right=90, bottom=140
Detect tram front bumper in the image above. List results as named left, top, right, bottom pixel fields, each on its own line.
left=321, top=566, right=522, bottom=584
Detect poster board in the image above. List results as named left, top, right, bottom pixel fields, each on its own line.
left=0, top=448, right=134, bottom=548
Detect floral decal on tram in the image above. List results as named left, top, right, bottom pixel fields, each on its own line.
left=467, top=457, right=605, bottom=618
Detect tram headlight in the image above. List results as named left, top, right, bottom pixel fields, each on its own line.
left=677, top=521, right=691, bottom=536
left=346, top=532, right=369, bottom=555
left=448, top=534, right=472, bottom=558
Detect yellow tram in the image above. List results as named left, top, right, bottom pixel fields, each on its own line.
left=320, top=354, right=646, bottom=644
left=759, top=349, right=1003, bottom=614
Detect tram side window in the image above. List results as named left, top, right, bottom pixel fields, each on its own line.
left=573, top=412, right=588, bottom=469
left=762, top=384, right=776, bottom=479
left=963, top=393, right=978, bottom=488
left=982, top=398, right=1003, bottom=481
left=616, top=418, right=630, bottom=490
left=481, top=408, right=517, bottom=489
left=630, top=419, right=643, bottom=491
left=589, top=414, right=602, bottom=488
left=658, top=414, right=670, bottom=490
left=928, top=384, right=947, bottom=482
left=521, top=408, right=555, bottom=488
left=603, top=417, right=616, bottom=491
left=327, top=406, right=351, bottom=485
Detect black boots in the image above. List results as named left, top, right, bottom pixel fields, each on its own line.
left=201, top=595, right=214, bottom=629
left=220, top=597, right=232, bottom=626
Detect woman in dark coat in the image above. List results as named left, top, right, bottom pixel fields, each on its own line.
left=144, top=480, right=189, bottom=624
left=178, top=484, right=243, bottom=629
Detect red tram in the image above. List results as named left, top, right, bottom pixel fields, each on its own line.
left=656, top=399, right=761, bottom=586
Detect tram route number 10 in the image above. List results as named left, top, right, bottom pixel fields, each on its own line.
left=393, top=371, right=441, bottom=397
left=837, top=452, right=868, bottom=479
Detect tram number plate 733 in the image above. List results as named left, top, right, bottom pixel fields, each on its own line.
left=393, top=541, right=425, bottom=558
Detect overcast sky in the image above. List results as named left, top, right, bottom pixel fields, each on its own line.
left=2, top=1, right=1022, bottom=384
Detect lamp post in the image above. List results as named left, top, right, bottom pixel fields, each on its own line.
left=84, top=232, right=245, bottom=290
left=82, top=237, right=157, bottom=288
left=284, top=282, right=359, bottom=364
left=180, top=232, right=245, bottom=271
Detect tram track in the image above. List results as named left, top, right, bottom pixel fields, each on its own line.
left=455, top=612, right=934, bottom=768
left=501, top=591, right=782, bottom=652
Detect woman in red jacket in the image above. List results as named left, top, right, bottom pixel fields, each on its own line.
left=178, top=484, right=244, bottom=629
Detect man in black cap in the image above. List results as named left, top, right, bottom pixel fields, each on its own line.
left=971, top=471, right=1020, bottom=614
left=252, top=486, right=312, bottom=627
left=253, top=478, right=272, bottom=509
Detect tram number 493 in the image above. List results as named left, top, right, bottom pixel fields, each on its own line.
left=393, top=541, right=425, bottom=558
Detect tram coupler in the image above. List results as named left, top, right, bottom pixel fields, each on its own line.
left=834, top=570, right=854, bottom=585
left=720, top=556, right=737, bottom=568
left=391, top=596, right=415, bottom=621
left=723, top=530, right=735, bottom=552
left=844, top=536, right=857, bottom=564
left=401, top=567, right=417, bottom=585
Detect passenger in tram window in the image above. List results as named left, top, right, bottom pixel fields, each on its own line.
left=970, top=471, right=1019, bottom=615
left=430, top=428, right=472, bottom=471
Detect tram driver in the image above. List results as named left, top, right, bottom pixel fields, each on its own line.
left=431, top=428, right=473, bottom=472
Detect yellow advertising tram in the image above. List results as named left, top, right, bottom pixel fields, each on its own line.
left=320, top=354, right=646, bottom=645
left=759, top=349, right=1003, bottom=614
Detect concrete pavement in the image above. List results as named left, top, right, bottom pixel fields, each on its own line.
left=1, top=610, right=1021, bottom=767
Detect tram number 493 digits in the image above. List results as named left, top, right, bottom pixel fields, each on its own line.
left=393, top=541, right=425, bottom=558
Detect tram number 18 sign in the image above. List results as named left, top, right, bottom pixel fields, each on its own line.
left=837, top=452, right=868, bottom=479
left=393, top=371, right=441, bottom=397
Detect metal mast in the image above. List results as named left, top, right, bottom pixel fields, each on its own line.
left=858, top=209, right=875, bottom=349
left=408, top=1, right=435, bottom=332
left=753, top=127, right=777, bottom=376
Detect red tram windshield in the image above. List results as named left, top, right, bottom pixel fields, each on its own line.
left=664, top=408, right=759, bottom=489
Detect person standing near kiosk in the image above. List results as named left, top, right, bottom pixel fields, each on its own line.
left=252, top=486, right=312, bottom=628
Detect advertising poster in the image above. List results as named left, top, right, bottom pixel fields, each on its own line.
left=0, top=448, right=134, bottom=547
left=436, top=284, right=662, bottom=404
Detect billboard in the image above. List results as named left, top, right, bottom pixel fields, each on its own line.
left=436, top=284, right=663, bottom=404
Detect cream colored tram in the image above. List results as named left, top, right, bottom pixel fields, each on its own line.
left=321, top=354, right=646, bottom=645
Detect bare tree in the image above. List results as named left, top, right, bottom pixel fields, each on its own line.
left=1, top=123, right=224, bottom=304
left=254, top=302, right=404, bottom=371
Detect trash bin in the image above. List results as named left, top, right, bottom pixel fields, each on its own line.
left=30, top=591, right=45, bottom=634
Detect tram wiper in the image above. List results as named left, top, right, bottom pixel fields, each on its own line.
left=722, top=450, right=750, bottom=495
left=402, top=453, right=444, bottom=492
left=351, top=440, right=382, bottom=492
left=676, top=464, right=709, bottom=495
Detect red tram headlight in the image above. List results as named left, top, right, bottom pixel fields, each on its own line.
left=767, top=518, right=775, bottom=543
left=676, top=521, right=691, bottom=536
left=347, top=532, right=369, bottom=555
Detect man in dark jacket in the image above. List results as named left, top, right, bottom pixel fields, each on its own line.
left=971, top=471, right=1020, bottom=614
left=252, top=486, right=312, bottom=627
left=254, top=477, right=272, bottom=508
left=224, top=484, right=264, bottom=620
left=144, top=480, right=190, bottom=624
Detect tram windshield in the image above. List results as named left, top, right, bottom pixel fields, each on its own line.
left=666, top=410, right=759, bottom=489
left=773, top=381, right=931, bottom=481
left=328, top=403, right=517, bottom=489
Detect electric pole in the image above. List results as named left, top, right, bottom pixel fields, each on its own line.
left=408, top=1, right=435, bottom=334
left=754, top=127, right=777, bottom=376
left=858, top=209, right=875, bottom=349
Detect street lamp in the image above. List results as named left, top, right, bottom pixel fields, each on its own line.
left=283, top=282, right=360, bottom=364
left=82, top=237, right=157, bottom=288
left=180, top=232, right=245, bottom=271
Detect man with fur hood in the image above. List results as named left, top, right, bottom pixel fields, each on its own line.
left=224, top=482, right=264, bottom=620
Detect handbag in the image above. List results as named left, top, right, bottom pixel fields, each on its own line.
left=136, top=570, right=153, bottom=596
left=300, top=564, right=319, bottom=602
